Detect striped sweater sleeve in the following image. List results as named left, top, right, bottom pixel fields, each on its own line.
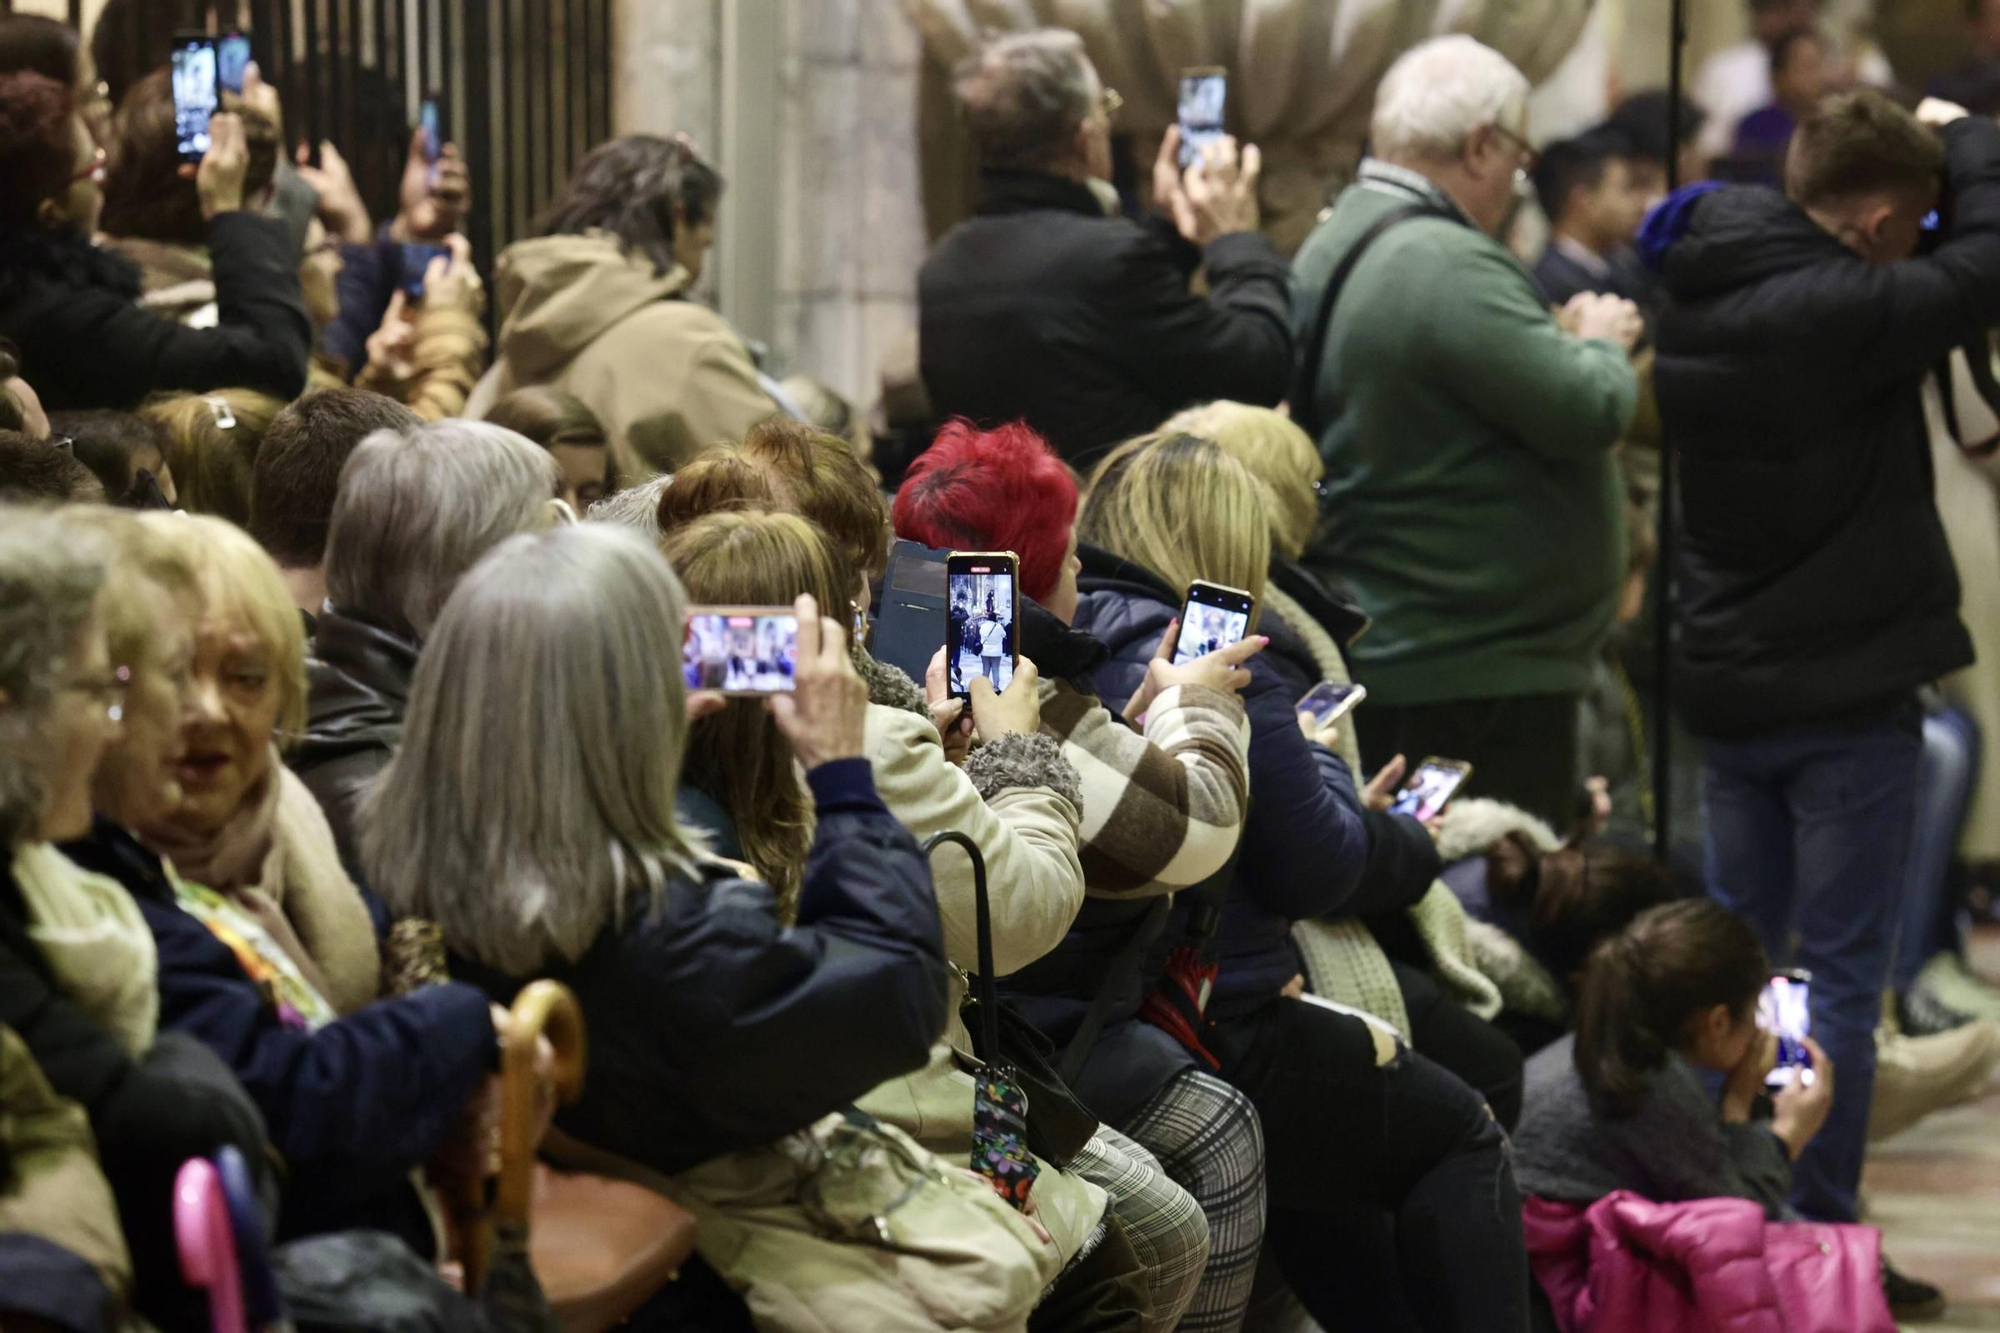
left=1041, top=680, right=1251, bottom=898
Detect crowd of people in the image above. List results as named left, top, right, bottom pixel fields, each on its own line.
left=2, top=2, right=2000, bottom=1331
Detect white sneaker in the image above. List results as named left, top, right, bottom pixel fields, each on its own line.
left=1915, top=952, right=2000, bottom=1022
left=1869, top=1017, right=2000, bottom=1142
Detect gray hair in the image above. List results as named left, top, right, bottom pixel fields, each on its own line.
left=1369, top=36, right=1531, bottom=164
left=586, top=474, right=672, bottom=538
left=953, top=28, right=1096, bottom=172
left=358, top=523, right=707, bottom=975
left=0, top=508, right=106, bottom=848
left=324, top=419, right=559, bottom=640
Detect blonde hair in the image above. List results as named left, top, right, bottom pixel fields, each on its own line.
left=658, top=510, right=849, bottom=918
left=148, top=513, right=308, bottom=741
left=58, top=507, right=199, bottom=677
left=1080, top=432, right=1272, bottom=614
left=1162, top=402, right=1324, bottom=561
left=141, top=389, right=287, bottom=527
left=361, top=525, right=708, bottom=975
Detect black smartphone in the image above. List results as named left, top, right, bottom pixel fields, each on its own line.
left=171, top=33, right=219, bottom=164
left=1177, top=66, right=1227, bottom=169
left=1389, top=757, right=1474, bottom=821
left=1172, top=580, right=1254, bottom=666
left=870, top=539, right=949, bottom=683
left=1757, top=969, right=1815, bottom=1089
left=217, top=30, right=252, bottom=96
left=398, top=241, right=449, bottom=301
left=683, top=606, right=799, bottom=696
left=946, top=551, right=1018, bottom=701
left=1299, top=681, right=1366, bottom=727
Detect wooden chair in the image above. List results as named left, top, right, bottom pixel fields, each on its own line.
left=453, top=979, right=699, bottom=1333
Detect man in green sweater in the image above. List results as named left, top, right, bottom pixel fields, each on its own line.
left=1292, top=35, right=1642, bottom=825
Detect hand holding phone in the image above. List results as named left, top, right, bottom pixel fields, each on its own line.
left=1388, top=758, right=1472, bottom=821
left=683, top=607, right=799, bottom=695
left=1757, top=970, right=1815, bottom=1090
left=1298, top=682, right=1365, bottom=727
left=171, top=34, right=219, bottom=163
left=217, top=31, right=252, bottom=96
left=946, top=552, right=1019, bottom=701
left=1173, top=581, right=1255, bottom=666
left=1177, top=67, right=1227, bottom=169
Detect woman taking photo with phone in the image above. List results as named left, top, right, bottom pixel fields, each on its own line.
left=1513, top=898, right=1834, bottom=1216
left=1064, top=429, right=1530, bottom=1333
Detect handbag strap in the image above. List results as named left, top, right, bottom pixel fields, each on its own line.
left=1057, top=896, right=1170, bottom=1086
left=923, top=830, right=998, bottom=1058
left=1293, top=201, right=1452, bottom=438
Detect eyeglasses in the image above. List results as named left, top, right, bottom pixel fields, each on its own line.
left=1490, top=123, right=1539, bottom=176
left=1099, top=86, right=1123, bottom=125
left=61, top=664, right=130, bottom=724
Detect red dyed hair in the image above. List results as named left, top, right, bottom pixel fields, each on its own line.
left=892, top=420, right=1078, bottom=602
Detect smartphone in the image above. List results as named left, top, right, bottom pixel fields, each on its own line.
left=1172, top=581, right=1255, bottom=666
left=871, top=539, right=949, bottom=684
left=171, top=34, right=219, bottom=164
left=946, top=551, right=1018, bottom=701
left=420, top=97, right=442, bottom=179
left=1177, top=66, right=1228, bottom=169
left=217, top=31, right=252, bottom=95
left=1299, top=681, right=1366, bottom=727
left=1758, top=969, right=1815, bottom=1089
left=1388, top=757, right=1474, bottom=821
left=398, top=241, right=449, bottom=300
left=682, top=606, right=799, bottom=696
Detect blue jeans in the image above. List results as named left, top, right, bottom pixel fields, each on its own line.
left=1894, top=706, right=1979, bottom=994
left=1700, top=702, right=1922, bottom=1223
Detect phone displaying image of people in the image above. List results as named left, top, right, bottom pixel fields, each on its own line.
left=1299, top=681, right=1366, bottom=727
left=1388, top=758, right=1473, bottom=821
left=1178, top=66, right=1227, bottom=168
left=1173, top=581, right=1255, bottom=665
left=217, top=31, right=252, bottom=96
left=171, top=34, right=219, bottom=163
left=945, top=552, right=1018, bottom=701
left=682, top=607, right=799, bottom=696
left=1757, top=969, right=1815, bottom=1089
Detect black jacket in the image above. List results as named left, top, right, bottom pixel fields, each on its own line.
left=290, top=606, right=418, bottom=872
left=453, top=760, right=951, bottom=1178
left=0, top=839, right=269, bottom=1327
left=918, top=171, right=1293, bottom=467
left=1651, top=118, right=2000, bottom=737
left=0, top=218, right=310, bottom=411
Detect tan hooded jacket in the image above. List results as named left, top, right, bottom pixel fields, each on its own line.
left=468, top=230, right=777, bottom=481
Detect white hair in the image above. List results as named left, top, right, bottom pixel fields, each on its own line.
left=586, top=474, right=672, bottom=538
left=1369, top=36, right=1531, bottom=164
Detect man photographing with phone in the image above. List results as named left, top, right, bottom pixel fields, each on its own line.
left=1649, top=90, right=2000, bottom=1306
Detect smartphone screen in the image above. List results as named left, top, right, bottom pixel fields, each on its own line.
left=1299, top=682, right=1366, bottom=726
left=946, top=552, right=1018, bottom=700
left=420, top=98, right=442, bottom=167
left=1758, top=970, right=1815, bottom=1089
left=171, top=35, right=219, bottom=163
left=398, top=241, right=449, bottom=300
left=1178, top=68, right=1227, bottom=169
left=1389, top=758, right=1473, bottom=821
left=683, top=607, right=799, bottom=695
left=1173, top=581, right=1254, bottom=666
left=217, top=32, right=252, bottom=95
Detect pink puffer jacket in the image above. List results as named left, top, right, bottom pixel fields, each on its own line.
left=1524, top=1192, right=1894, bottom=1333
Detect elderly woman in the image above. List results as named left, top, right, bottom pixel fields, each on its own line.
left=122, top=514, right=380, bottom=1014
left=0, top=508, right=266, bottom=1325
left=290, top=419, right=560, bottom=867
left=359, top=526, right=974, bottom=1312
left=1071, top=431, right=1529, bottom=1332
left=54, top=508, right=501, bottom=1253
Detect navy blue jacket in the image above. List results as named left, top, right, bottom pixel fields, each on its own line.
left=1073, top=545, right=1371, bottom=1011
left=61, top=820, right=493, bottom=1248
left=453, top=760, right=950, bottom=1178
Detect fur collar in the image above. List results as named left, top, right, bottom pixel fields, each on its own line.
left=1434, top=798, right=1561, bottom=865
left=855, top=645, right=929, bottom=719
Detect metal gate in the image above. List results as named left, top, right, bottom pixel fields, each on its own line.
left=72, top=0, right=617, bottom=279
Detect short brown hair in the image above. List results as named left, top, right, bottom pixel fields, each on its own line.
left=100, top=67, right=278, bottom=245
left=659, top=419, right=888, bottom=587
left=952, top=29, right=1095, bottom=172
left=1785, top=89, right=1944, bottom=209
left=251, top=388, right=421, bottom=569
left=0, top=70, right=76, bottom=230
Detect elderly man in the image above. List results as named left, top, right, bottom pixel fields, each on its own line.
left=1291, top=35, right=1642, bottom=826
left=918, top=28, right=1290, bottom=468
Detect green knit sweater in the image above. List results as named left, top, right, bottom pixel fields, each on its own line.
left=1292, top=168, right=1637, bottom=706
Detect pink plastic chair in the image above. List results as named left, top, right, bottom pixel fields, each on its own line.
left=174, top=1156, right=247, bottom=1333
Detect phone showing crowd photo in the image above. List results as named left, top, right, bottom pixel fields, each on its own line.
left=683, top=607, right=799, bottom=696
left=1299, top=681, right=1367, bottom=727
left=217, top=31, right=252, bottom=95
left=1177, top=66, right=1227, bottom=169
left=1172, top=580, right=1254, bottom=666
left=1758, top=969, right=1815, bottom=1089
left=171, top=33, right=219, bottom=163
left=946, top=551, right=1018, bottom=702
left=1389, top=757, right=1473, bottom=821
